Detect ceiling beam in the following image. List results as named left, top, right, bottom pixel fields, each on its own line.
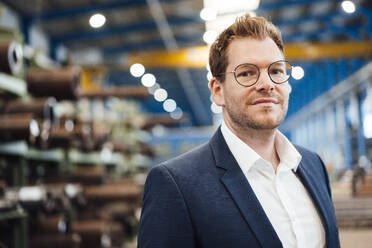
left=24, top=0, right=180, bottom=21
left=9, top=0, right=335, bottom=22
left=53, top=6, right=368, bottom=53
left=128, top=46, right=209, bottom=68
left=52, top=15, right=200, bottom=44
left=126, top=41, right=372, bottom=68
left=275, top=9, right=363, bottom=28
left=257, top=0, right=337, bottom=12
left=284, top=24, right=363, bottom=42
left=102, top=33, right=202, bottom=55
left=286, top=41, right=372, bottom=60
left=276, top=9, right=367, bottom=42
left=51, top=3, right=364, bottom=52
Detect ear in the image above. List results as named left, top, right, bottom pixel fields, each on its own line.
left=209, top=77, right=225, bottom=107
left=288, top=83, right=292, bottom=94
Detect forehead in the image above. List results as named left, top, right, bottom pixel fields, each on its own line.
left=226, top=37, right=284, bottom=69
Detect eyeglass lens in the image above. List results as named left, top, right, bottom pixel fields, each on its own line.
left=235, top=61, right=291, bottom=86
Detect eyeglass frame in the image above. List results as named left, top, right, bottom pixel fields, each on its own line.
left=218, top=60, right=292, bottom=87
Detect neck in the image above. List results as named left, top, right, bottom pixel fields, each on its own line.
left=224, top=120, right=280, bottom=172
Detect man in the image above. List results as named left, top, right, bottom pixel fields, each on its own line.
left=138, top=14, right=340, bottom=248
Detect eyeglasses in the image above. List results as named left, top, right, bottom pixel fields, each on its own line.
left=221, top=60, right=292, bottom=87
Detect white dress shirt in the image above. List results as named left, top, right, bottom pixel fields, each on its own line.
left=221, top=121, right=325, bottom=248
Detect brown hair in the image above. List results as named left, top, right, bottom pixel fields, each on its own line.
left=209, top=14, right=284, bottom=82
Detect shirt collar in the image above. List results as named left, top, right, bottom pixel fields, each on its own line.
left=274, top=131, right=302, bottom=172
left=220, top=121, right=302, bottom=173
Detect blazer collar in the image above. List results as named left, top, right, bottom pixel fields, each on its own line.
left=209, top=128, right=283, bottom=248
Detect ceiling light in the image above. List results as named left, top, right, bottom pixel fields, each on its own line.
left=89, top=13, right=106, bottom=28
left=291, top=66, right=305, bottom=80
left=170, top=107, right=183, bottom=120
left=200, top=8, right=217, bottom=21
left=154, top=88, right=168, bottom=102
left=152, top=125, right=165, bottom=136
left=203, top=30, right=218, bottom=44
left=163, top=99, right=177, bottom=112
left=341, top=0, right=356, bottom=13
left=148, top=83, right=160, bottom=95
left=130, top=63, right=145, bottom=77
left=141, top=73, right=156, bottom=87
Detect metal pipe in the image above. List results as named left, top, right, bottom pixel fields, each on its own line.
left=26, top=66, right=81, bottom=100
left=69, top=166, right=107, bottom=185
left=84, top=182, right=142, bottom=204
left=0, top=113, right=40, bottom=144
left=79, top=86, right=149, bottom=99
left=42, top=121, right=94, bottom=150
left=0, top=40, right=23, bottom=75
left=30, top=233, right=81, bottom=248
left=1, top=97, right=57, bottom=124
left=32, top=214, right=69, bottom=234
left=71, top=220, right=123, bottom=248
left=141, top=113, right=186, bottom=129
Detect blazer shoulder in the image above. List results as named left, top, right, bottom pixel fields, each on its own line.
left=152, top=141, right=214, bottom=178
left=294, top=144, right=319, bottom=158
left=294, top=144, right=329, bottom=179
left=294, top=144, right=327, bottom=167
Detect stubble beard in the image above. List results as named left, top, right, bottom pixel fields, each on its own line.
left=224, top=100, right=288, bottom=131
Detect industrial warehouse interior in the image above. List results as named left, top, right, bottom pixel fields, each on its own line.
left=0, top=0, right=371, bottom=247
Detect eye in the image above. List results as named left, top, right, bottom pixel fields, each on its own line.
left=237, top=69, right=257, bottom=78
left=270, top=61, right=290, bottom=76
left=270, top=68, right=285, bottom=75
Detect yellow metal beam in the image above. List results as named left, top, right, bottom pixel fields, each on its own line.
left=80, top=66, right=106, bottom=92
left=126, top=41, right=372, bottom=69
left=127, top=46, right=209, bottom=69
left=285, top=41, right=372, bottom=61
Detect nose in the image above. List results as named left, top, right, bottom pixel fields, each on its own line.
left=254, top=69, right=274, bottom=92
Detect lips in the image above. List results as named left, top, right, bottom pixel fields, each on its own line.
left=252, top=98, right=279, bottom=105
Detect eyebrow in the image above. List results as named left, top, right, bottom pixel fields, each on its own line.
left=233, top=59, right=286, bottom=68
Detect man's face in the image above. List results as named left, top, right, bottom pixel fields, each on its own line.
left=210, top=37, right=291, bottom=131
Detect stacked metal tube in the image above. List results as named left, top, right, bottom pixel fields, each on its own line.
left=0, top=40, right=23, bottom=76
left=26, top=66, right=81, bottom=100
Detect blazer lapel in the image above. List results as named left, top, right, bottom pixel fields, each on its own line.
left=295, top=160, right=333, bottom=245
left=210, top=129, right=283, bottom=248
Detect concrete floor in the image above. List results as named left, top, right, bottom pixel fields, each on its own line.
left=339, top=228, right=372, bottom=248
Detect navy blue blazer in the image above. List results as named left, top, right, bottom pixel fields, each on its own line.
left=138, top=128, right=340, bottom=248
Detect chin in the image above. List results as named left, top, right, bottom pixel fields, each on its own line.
left=250, top=121, right=280, bottom=130
left=225, top=106, right=286, bottom=130
left=249, top=115, right=284, bottom=130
